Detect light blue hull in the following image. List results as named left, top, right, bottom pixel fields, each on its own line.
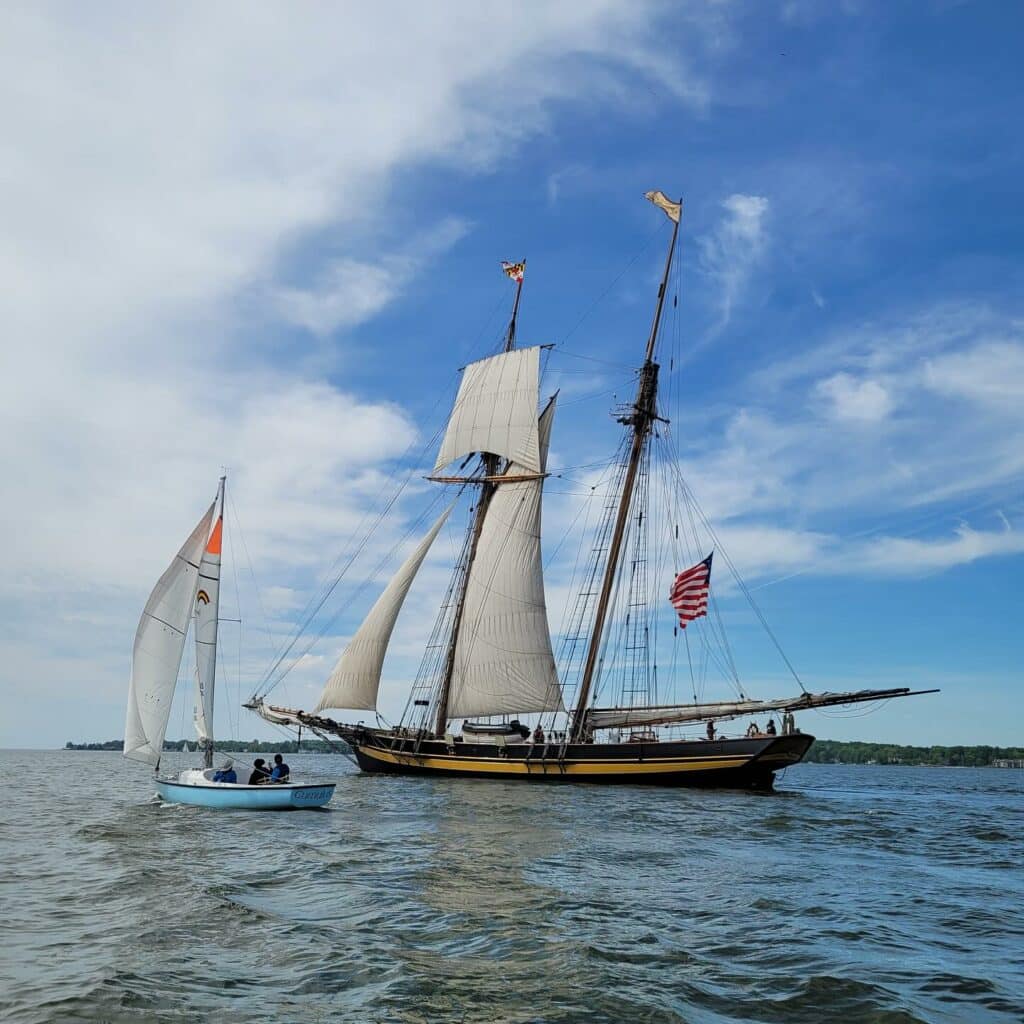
left=155, top=778, right=335, bottom=810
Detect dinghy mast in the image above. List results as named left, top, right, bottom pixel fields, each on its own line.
left=570, top=194, right=681, bottom=740
left=194, top=475, right=226, bottom=769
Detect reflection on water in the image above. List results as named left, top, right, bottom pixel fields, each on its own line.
left=1, top=750, right=1022, bottom=1023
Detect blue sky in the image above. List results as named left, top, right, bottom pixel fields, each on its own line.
left=1, top=1, right=1021, bottom=749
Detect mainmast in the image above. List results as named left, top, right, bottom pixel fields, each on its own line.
left=434, top=262, right=525, bottom=734
left=570, top=196, right=681, bottom=740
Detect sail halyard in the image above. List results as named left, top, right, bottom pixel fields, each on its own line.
left=193, top=475, right=225, bottom=770
left=570, top=203, right=681, bottom=739
left=125, top=498, right=217, bottom=768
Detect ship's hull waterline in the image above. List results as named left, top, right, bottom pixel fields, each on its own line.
left=345, top=731, right=815, bottom=790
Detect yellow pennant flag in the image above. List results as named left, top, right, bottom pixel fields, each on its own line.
left=644, top=190, right=682, bottom=223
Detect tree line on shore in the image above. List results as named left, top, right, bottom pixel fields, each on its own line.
left=65, top=738, right=1023, bottom=765
left=804, top=740, right=1023, bottom=766
left=65, top=738, right=337, bottom=753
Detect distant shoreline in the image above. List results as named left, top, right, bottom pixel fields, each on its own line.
left=59, top=738, right=1024, bottom=767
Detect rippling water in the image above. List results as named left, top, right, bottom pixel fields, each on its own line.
left=2, top=750, right=1022, bottom=1023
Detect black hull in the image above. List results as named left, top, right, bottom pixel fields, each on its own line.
left=345, top=731, right=814, bottom=791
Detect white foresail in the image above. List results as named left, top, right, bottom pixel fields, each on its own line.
left=193, top=515, right=222, bottom=745
left=125, top=502, right=216, bottom=767
left=446, top=397, right=564, bottom=721
left=434, top=346, right=542, bottom=474
left=315, top=505, right=453, bottom=713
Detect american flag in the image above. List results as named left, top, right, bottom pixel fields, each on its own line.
left=669, top=553, right=713, bottom=628
left=502, top=260, right=525, bottom=283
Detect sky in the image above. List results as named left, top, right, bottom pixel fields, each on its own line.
left=1, top=1, right=1021, bottom=750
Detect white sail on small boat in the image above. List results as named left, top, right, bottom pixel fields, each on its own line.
left=124, top=476, right=335, bottom=810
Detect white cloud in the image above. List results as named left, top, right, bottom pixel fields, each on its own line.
left=275, top=218, right=470, bottom=336
left=923, top=341, right=1024, bottom=409
left=816, top=372, right=893, bottom=422
left=698, top=193, right=770, bottom=330
left=0, top=1, right=722, bottom=746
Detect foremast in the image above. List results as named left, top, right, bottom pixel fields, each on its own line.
left=570, top=197, right=681, bottom=740
left=434, top=264, right=525, bottom=734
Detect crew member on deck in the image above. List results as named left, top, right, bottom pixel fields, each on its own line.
left=213, top=759, right=237, bottom=783
left=706, top=721, right=716, bottom=740
left=746, top=722, right=759, bottom=738
left=765, top=719, right=777, bottom=736
left=270, top=753, right=290, bottom=782
left=248, top=758, right=270, bottom=785
left=532, top=724, right=545, bottom=745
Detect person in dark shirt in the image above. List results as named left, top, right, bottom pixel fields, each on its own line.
left=532, top=724, right=545, bottom=745
left=248, top=758, right=270, bottom=785
left=706, top=720, right=716, bottom=741
left=765, top=719, right=777, bottom=736
left=269, top=753, right=290, bottom=782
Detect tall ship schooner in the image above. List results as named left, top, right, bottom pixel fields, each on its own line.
left=250, top=191, right=935, bottom=790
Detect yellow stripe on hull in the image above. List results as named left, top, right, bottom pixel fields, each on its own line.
left=357, top=745, right=750, bottom=775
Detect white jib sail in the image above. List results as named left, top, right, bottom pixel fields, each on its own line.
left=193, top=515, right=222, bottom=744
left=434, top=346, right=542, bottom=474
left=446, top=397, right=564, bottom=721
left=315, top=504, right=453, bottom=713
left=125, top=501, right=216, bottom=766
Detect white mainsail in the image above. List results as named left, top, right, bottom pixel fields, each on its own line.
left=193, top=513, right=222, bottom=746
left=125, top=502, right=216, bottom=767
left=445, top=397, right=564, bottom=721
left=434, top=346, right=542, bottom=474
left=315, top=505, right=453, bottom=713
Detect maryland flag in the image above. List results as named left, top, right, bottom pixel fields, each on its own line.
left=502, top=260, right=526, bottom=283
left=644, top=190, right=682, bottom=223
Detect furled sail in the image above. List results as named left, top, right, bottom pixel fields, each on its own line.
left=193, top=515, right=222, bottom=745
left=585, top=687, right=934, bottom=731
left=315, top=505, right=453, bottom=713
left=445, top=397, right=564, bottom=720
left=125, top=502, right=216, bottom=766
left=434, top=346, right=542, bottom=474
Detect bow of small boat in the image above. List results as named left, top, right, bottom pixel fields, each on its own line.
left=154, top=773, right=335, bottom=810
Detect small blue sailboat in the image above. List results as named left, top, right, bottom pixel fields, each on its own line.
left=124, top=475, right=335, bottom=810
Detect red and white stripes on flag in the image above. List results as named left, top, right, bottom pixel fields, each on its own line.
left=669, top=552, right=713, bottom=628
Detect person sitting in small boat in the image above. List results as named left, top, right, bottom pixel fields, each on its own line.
left=706, top=721, right=716, bottom=740
left=532, top=724, right=545, bottom=745
left=269, top=754, right=290, bottom=783
left=248, top=758, right=270, bottom=785
left=765, top=719, right=777, bottom=736
left=212, top=759, right=237, bottom=783
left=746, top=722, right=759, bottom=738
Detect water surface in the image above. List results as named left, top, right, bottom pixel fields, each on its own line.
left=1, top=750, right=1021, bottom=1023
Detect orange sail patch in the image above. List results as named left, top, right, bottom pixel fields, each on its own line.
left=206, top=517, right=223, bottom=556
